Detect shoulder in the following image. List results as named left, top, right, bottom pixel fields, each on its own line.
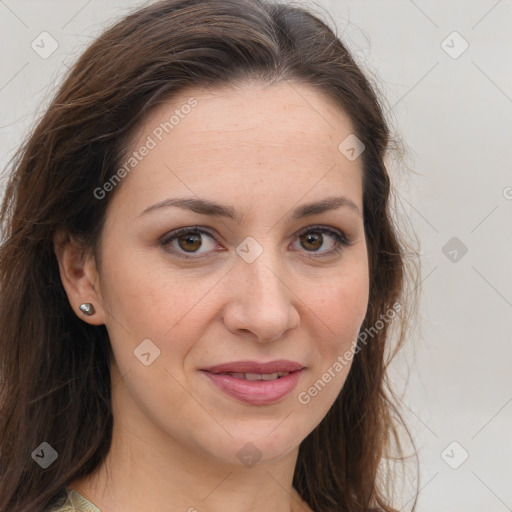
left=49, top=489, right=102, bottom=512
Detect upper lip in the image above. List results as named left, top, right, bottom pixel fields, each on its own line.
left=202, top=360, right=304, bottom=374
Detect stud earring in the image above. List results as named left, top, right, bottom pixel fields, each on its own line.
left=79, top=303, right=95, bottom=316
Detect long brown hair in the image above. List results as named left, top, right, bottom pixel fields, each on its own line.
left=0, top=1, right=419, bottom=510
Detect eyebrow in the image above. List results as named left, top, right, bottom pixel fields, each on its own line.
left=137, top=195, right=361, bottom=222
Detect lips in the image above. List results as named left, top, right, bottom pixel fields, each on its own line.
left=202, top=360, right=304, bottom=374
left=200, top=360, right=305, bottom=405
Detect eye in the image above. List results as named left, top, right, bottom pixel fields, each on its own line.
left=160, top=225, right=351, bottom=259
left=160, top=226, right=218, bottom=258
left=292, top=225, right=350, bottom=258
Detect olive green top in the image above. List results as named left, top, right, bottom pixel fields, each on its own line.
left=50, top=489, right=101, bottom=512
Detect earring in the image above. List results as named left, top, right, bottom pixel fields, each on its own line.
left=79, top=303, right=95, bottom=316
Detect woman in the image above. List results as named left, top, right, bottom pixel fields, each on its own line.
left=0, top=1, right=419, bottom=511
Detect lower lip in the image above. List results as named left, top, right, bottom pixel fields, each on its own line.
left=201, top=369, right=304, bottom=405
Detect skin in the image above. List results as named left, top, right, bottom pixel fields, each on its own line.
left=55, top=81, right=369, bottom=512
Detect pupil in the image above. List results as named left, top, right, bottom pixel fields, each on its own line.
left=179, top=233, right=201, bottom=252
left=303, top=233, right=321, bottom=250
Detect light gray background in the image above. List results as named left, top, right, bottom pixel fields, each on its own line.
left=1, top=1, right=511, bottom=511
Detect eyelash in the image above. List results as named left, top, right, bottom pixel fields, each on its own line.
left=159, top=225, right=351, bottom=260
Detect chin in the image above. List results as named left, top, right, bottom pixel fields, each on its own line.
left=192, top=422, right=306, bottom=468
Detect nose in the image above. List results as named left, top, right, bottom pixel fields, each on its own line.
left=222, top=246, right=300, bottom=343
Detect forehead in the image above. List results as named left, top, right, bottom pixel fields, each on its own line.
left=111, top=81, right=364, bottom=217
left=141, top=81, right=354, bottom=150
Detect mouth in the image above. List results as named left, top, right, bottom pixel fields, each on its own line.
left=200, top=360, right=305, bottom=405
left=210, top=371, right=292, bottom=381
left=202, top=359, right=304, bottom=375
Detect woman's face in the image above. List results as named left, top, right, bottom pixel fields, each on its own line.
left=92, top=81, right=369, bottom=465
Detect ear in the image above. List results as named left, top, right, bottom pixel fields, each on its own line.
left=53, top=228, right=106, bottom=325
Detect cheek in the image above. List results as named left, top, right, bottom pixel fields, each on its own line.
left=97, top=253, right=207, bottom=414
left=299, top=259, right=369, bottom=395
left=97, top=246, right=221, bottom=374
left=293, top=273, right=368, bottom=417
left=99, top=244, right=191, bottom=332
left=307, top=262, right=369, bottom=339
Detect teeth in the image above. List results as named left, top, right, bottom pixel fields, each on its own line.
left=229, top=372, right=245, bottom=379
left=220, top=371, right=290, bottom=380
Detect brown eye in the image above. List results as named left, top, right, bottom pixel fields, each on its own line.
left=161, top=227, right=217, bottom=258
left=300, top=232, right=323, bottom=251
left=293, top=226, right=349, bottom=257
left=176, top=232, right=202, bottom=252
